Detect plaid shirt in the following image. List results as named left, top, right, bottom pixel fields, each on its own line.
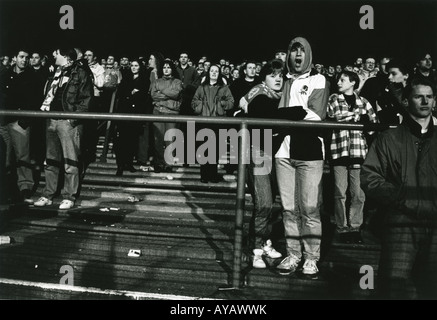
left=328, top=93, right=377, bottom=160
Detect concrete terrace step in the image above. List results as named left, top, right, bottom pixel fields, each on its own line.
left=8, top=212, right=237, bottom=241
left=0, top=252, right=231, bottom=293
left=83, top=167, right=237, bottom=182
left=35, top=183, right=255, bottom=204
left=79, top=184, right=253, bottom=203
left=0, top=225, right=379, bottom=300
left=32, top=185, right=278, bottom=215
left=3, top=225, right=236, bottom=261
left=1, top=207, right=382, bottom=300
left=33, top=186, right=252, bottom=206
left=38, top=172, right=239, bottom=191
left=30, top=193, right=254, bottom=215
left=25, top=198, right=257, bottom=229
left=95, top=151, right=234, bottom=164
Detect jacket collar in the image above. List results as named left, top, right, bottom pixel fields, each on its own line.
left=402, top=113, right=434, bottom=139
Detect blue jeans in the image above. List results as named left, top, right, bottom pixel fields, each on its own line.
left=43, top=119, right=82, bottom=201
left=247, top=149, right=276, bottom=249
left=333, top=166, right=365, bottom=233
left=275, top=158, right=324, bottom=261
left=7, top=121, right=34, bottom=191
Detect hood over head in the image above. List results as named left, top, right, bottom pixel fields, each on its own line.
left=285, top=37, right=313, bottom=75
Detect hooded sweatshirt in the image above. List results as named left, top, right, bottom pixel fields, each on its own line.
left=275, top=37, right=330, bottom=160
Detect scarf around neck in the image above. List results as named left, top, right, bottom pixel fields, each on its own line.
left=40, top=63, right=72, bottom=111
left=239, top=82, right=283, bottom=113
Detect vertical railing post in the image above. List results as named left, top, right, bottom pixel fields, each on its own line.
left=232, top=122, right=248, bottom=289
left=99, top=89, right=117, bottom=163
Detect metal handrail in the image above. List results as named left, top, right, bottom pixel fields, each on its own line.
left=0, top=109, right=397, bottom=290
left=0, top=110, right=396, bottom=130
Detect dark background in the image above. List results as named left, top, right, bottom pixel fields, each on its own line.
left=0, top=0, right=436, bottom=66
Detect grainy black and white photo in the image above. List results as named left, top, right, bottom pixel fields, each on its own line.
left=0, top=0, right=437, bottom=307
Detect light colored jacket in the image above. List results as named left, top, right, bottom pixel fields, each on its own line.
left=151, top=77, right=183, bottom=114
left=191, top=84, right=234, bottom=117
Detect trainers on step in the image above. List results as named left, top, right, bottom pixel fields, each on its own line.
left=252, top=249, right=266, bottom=269
left=59, top=199, right=74, bottom=210
left=262, top=239, right=282, bottom=259
left=20, top=189, right=34, bottom=204
left=276, top=254, right=300, bottom=275
left=34, top=197, right=53, bottom=207
left=302, top=259, right=319, bottom=275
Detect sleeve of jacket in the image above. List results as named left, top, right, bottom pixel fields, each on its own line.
left=189, top=70, right=201, bottom=89
left=247, top=95, right=271, bottom=118
left=162, top=79, right=183, bottom=100
left=219, top=86, right=234, bottom=111
left=150, top=81, right=163, bottom=101
left=94, top=66, right=105, bottom=90
left=76, top=68, right=94, bottom=113
left=360, top=134, right=399, bottom=206
left=191, top=86, right=204, bottom=115
left=307, top=75, right=329, bottom=120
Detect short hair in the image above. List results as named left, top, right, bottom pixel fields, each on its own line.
left=402, top=77, right=436, bottom=100
left=14, top=48, right=30, bottom=57
left=341, top=70, right=360, bottom=90
left=31, top=51, right=42, bottom=57
left=85, top=48, right=96, bottom=55
left=243, top=60, right=257, bottom=70
left=386, top=59, right=411, bottom=76
left=58, top=48, right=77, bottom=61
left=259, top=59, right=283, bottom=81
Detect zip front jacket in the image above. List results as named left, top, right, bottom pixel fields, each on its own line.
left=191, top=84, right=234, bottom=117
left=151, top=77, right=183, bottom=114
left=361, top=115, right=437, bottom=221
left=46, top=61, right=94, bottom=113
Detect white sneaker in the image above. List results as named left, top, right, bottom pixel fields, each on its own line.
left=140, top=165, right=153, bottom=172
left=302, top=259, right=319, bottom=275
left=252, top=249, right=266, bottom=269
left=34, top=197, right=53, bottom=207
left=262, top=239, right=282, bottom=259
left=59, top=199, right=74, bottom=210
left=276, top=254, right=300, bottom=275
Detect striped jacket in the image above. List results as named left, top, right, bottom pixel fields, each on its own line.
left=328, top=93, right=377, bottom=161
